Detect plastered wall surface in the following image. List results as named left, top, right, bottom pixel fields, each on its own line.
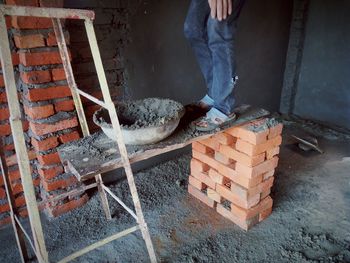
left=293, top=0, right=350, bottom=130
left=125, top=0, right=293, bottom=112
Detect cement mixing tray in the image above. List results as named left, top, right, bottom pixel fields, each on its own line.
left=58, top=105, right=270, bottom=181
left=93, top=98, right=185, bottom=145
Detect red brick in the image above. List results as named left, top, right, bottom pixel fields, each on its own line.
left=15, top=195, right=26, bottom=208
left=31, top=136, right=59, bottom=151
left=6, top=150, right=36, bottom=167
left=54, top=100, right=75, bottom=112
left=0, top=91, right=7, bottom=103
left=188, top=175, right=205, bottom=191
left=25, top=86, right=71, bottom=101
left=207, top=188, right=223, bottom=203
left=19, top=51, right=69, bottom=66
left=30, top=117, right=78, bottom=136
left=260, top=189, right=271, bottom=200
left=230, top=196, right=273, bottom=220
left=215, top=162, right=263, bottom=188
left=192, top=141, right=214, bottom=154
left=192, top=150, right=220, bottom=171
left=38, top=165, right=64, bottom=180
left=208, top=168, right=229, bottom=185
left=8, top=167, right=34, bottom=182
left=58, top=131, right=80, bottom=144
left=11, top=17, right=52, bottom=29
left=231, top=177, right=274, bottom=200
left=259, top=206, right=273, bottom=221
left=11, top=177, right=40, bottom=195
left=48, top=194, right=88, bottom=217
left=0, top=75, right=4, bottom=87
left=0, top=123, right=11, bottom=136
left=219, top=144, right=265, bottom=167
left=22, top=120, right=29, bottom=132
left=0, top=203, right=10, bottom=213
left=6, top=0, right=38, bottom=6
left=188, top=184, right=216, bottom=208
left=235, top=157, right=279, bottom=178
left=0, top=107, right=10, bottom=121
left=215, top=132, right=236, bottom=145
left=58, top=131, right=80, bottom=143
left=24, top=104, right=54, bottom=120
left=191, top=170, right=216, bottom=190
left=214, top=151, right=233, bottom=165
left=51, top=68, right=66, bottom=81
left=21, top=70, right=51, bottom=84
left=268, top=123, right=283, bottom=139
left=236, top=136, right=283, bottom=156
left=266, top=147, right=280, bottom=159
left=4, top=143, right=15, bottom=151
left=5, top=16, right=11, bottom=29
left=263, top=170, right=275, bottom=181
left=37, top=152, right=61, bottom=166
left=216, top=184, right=260, bottom=209
left=42, top=175, right=77, bottom=192
left=190, top=158, right=209, bottom=173
left=200, top=137, right=220, bottom=151
left=216, top=204, right=259, bottom=231
left=46, top=31, right=70, bottom=46
left=0, top=188, right=6, bottom=199
left=14, top=34, right=45, bottom=49
left=227, top=119, right=269, bottom=145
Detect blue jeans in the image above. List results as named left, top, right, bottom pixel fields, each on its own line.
left=184, top=0, right=245, bottom=115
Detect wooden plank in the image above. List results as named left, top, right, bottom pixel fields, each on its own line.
left=0, top=4, right=95, bottom=20
left=0, top=14, right=48, bottom=263
left=58, top=105, right=269, bottom=181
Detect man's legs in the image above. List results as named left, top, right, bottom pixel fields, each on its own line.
left=206, top=0, right=245, bottom=116
left=184, top=0, right=213, bottom=105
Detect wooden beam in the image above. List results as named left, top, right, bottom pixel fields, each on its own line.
left=0, top=14, right=48, bottom=263
left=0, top=4, right=95, bottom=20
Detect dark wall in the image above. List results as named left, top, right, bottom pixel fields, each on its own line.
left=125, top=0, right=293, bottom=112
left=293, top=0, right=350, bottom=130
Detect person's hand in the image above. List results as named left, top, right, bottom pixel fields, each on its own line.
left=208, top=0, right=233, bottom=21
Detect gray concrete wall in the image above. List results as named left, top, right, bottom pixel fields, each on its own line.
left=125, top=0, right=293, bottom=112
left=292, top=0, right=350, bottom=130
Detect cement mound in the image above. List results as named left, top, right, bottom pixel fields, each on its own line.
left=94, top=98, right=185, bottom=130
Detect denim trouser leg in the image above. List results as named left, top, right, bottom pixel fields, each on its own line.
left=184, top=0, right=245, bottom=115
left=184, top=1, right=213, bottom=91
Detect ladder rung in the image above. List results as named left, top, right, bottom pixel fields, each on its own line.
left=102, top=184, right=138, bottom=220
left=77, top=88, right=107, bottom=108
left=14, top=215, right=37, bottom=257
left=57, top=225, right=140, bottom=263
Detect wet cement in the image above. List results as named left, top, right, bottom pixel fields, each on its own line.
left=1, top=124, right=350, bottom=262
left=94, top=98, right=184, bottom=130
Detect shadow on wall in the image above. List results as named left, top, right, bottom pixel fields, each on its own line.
left=124, top=0, right=293, bottom=112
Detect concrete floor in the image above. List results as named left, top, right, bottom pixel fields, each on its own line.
left=1, top=123, right=350, bottom=262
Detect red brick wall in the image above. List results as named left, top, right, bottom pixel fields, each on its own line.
left=0, top=0, right=88, bottom=226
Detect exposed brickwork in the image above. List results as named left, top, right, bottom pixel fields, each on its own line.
left=0, top=0, right=87, bottom=227
left=188, top=118, right=283, bottom=231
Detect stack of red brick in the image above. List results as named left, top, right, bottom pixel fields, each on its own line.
left=188, top=118, right=283, bottom=230
left=0, top=0, right=88, bottom=226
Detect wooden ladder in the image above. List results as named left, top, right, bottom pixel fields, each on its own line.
left=0, top=5, right=157, bottom=263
